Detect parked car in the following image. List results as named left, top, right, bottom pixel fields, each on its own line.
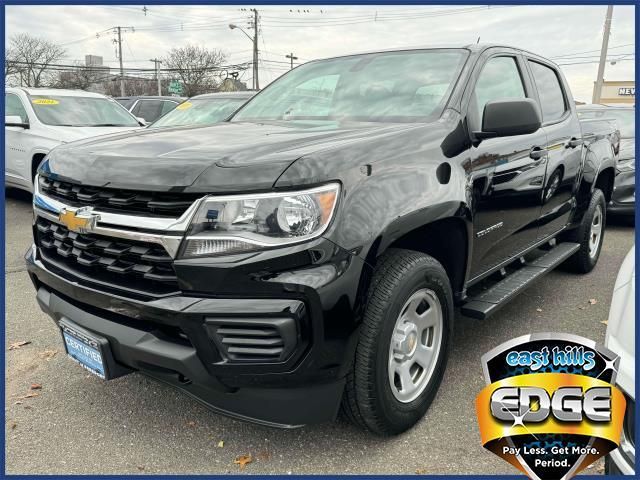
left=578, top=104, right=635, bottom=215
left=149, top=91, right=255, bottom=128
left=115, top=95, right=185, bottom=124
left=5, top=87, right=143, bottom=192
left=604, top=245, right=635, bottom=475
left=28, top=45, right=618, bottom=435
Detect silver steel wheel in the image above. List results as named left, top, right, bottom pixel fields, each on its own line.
left=388, top=288, right=443, bottom=403
left=588, top=204, right=603, bottom=259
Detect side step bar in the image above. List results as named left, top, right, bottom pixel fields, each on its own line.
left=461, top=242, right=580, bottom=320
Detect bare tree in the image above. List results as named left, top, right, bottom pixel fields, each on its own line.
left=6, top=33, right=66, bottom=87
left=163, top=45, right=227, bottom=96
left=54, top=62, right=109, bottom=91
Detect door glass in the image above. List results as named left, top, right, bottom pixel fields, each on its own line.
left=5, top=94, right=29, bottom=123
left=528, top=61, right=566, bottom=122
left=474, top=56, right=526, bottom=123
left=136, top=100, right=163, bottom=122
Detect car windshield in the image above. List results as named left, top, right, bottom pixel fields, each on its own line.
left=232, top=49, right=468, bottom=124
left=28, top=95, right=139, bottom=127
left=150, top=97, right=250, bottom=128
left=578, top=108, right=635, bottom=138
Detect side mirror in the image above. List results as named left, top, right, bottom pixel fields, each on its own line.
left=136, top=117, right=148, bottom=126
left=476, top=98, right=541, bottom=139
left=5, top=115, right=29, bottom=129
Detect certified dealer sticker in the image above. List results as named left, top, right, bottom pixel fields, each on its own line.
left=475, top=333, right=625, bottom=479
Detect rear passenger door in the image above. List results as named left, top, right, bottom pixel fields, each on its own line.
left=525, top=59, right=583, bottom=240
left=466, top=51, right=549, bottom=278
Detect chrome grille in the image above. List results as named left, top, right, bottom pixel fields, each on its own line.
left=38, top=176, right=201, bottom=218
left=35, top=217, right=179, bottom=297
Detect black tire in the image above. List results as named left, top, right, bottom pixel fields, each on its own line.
left=562, top=188, right=606, bottom=273
left=341, top=248, right=454, bottom=435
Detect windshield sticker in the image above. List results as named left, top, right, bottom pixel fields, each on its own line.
left=176, top=101, right=192, bottom=110
left=32, top=99, right=59, bottom=105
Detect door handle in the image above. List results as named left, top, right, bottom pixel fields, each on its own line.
left=529, top=147, right=548, bottom=160
left=566, top=137, right=583, bottom=148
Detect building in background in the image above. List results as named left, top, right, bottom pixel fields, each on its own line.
left=594, top=80, right=635, bottom=105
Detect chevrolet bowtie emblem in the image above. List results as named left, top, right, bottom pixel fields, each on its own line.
left=58, top=207, right=100, bottom=233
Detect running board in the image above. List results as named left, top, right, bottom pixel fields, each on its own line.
left=461, top=242, right=580, bottom=320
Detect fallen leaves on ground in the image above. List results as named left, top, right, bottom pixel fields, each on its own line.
left=217, top=440, right=224, bottom=448
left=416, top=469, right=427, bottom=474
left=30, top=383, right=42, bottom=390
left=38, top=349, right=58, bottom=360
left=8, top=341, right=31, bottom=351
left=234, top=454, right=253, bottom=470
left=16, top=392, right=40, bottom=400
left=600, top=319, right=608, bottom=325
left=10, top=422, right=17, bottom=430
left=137, top=466, right=145, bottom=471
left=588, top=298, right=598, bottom=305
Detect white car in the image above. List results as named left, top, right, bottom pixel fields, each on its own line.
left=605, top=245, right=635, bottom=475
left=5, top=87, right=143, bottom=192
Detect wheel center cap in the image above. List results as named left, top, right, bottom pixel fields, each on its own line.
left=393, top=323, right=419, bottom=359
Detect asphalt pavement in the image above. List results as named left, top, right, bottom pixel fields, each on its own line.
left=4, top=187, right=634, bottom=474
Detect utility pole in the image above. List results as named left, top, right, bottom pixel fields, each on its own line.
left=252, top=8, right=260, bottom=90
left=592, top=5, right=614, bottom=104
left=286, top=52, right=298, bottom=70
left=117, top=26, right=125, bottom=96
left=150, top=58, right=162, bottom=96
left=111, top=26, right=134, bottom=97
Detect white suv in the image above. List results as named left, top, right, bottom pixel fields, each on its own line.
left=5, top=87, right=143, bottom=192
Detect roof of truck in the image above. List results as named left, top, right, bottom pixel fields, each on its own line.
left=311, top=44, right=555, bottom=64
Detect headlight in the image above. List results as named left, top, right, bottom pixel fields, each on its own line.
left=181, top=183, right=340, bottom=257
left=617, top=157, right=635, bottom=173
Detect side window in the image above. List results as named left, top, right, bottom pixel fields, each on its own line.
left=5, top=94, right=29, bottom=123
left=136, top=100, right=163, bottom=122
left=528, top=61, right=567, bottom=122
left=161, top=101, right=178, bottom=116
left=473, top=56, right=526, bottom=124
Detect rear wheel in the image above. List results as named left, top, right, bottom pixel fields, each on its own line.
left=562, top=188, right=606, bottom=273
left=341, top=248, right=453, bottom=435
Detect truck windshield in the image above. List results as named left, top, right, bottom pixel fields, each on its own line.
left=28, top=95, right=140, bottom=127
left=150, top=97, right=249, bottom=128
left=232, top=49, right=468, bottom=124
left=578, top=108, right=635, bottom=138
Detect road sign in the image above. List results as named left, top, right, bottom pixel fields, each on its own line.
left=168, top=80, right=183, bottom=95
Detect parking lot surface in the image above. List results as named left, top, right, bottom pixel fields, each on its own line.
left=4, top=188, right=634, bottom=474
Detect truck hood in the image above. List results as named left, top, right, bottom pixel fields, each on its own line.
left=44, top=120, right=417, bottom=192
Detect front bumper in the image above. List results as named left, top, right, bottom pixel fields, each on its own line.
left=608, top=169, right=635, bottom=215
left=26, top=239, right=371, bottom=428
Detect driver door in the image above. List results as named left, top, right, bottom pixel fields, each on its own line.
left=467, top=53, right=548, bottom=279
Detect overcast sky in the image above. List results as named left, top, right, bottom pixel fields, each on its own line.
left=5, top=4, right=636, bottom=102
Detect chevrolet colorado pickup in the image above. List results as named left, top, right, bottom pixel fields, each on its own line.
left=27, top=45, right=618, bottom=435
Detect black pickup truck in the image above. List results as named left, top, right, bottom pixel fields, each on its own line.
left=27, top=44, right=618, bottom=435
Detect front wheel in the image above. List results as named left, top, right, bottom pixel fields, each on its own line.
left=562, top=188, right=606, bottom=273
left=341, top=248, right=453, bottom=435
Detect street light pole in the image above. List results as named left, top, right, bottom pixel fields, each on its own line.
left=593, top=5, right=614, bottom=104
left=230, top=9, right=259, bottom=90
left=285, top=52, right=298, bottom=70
